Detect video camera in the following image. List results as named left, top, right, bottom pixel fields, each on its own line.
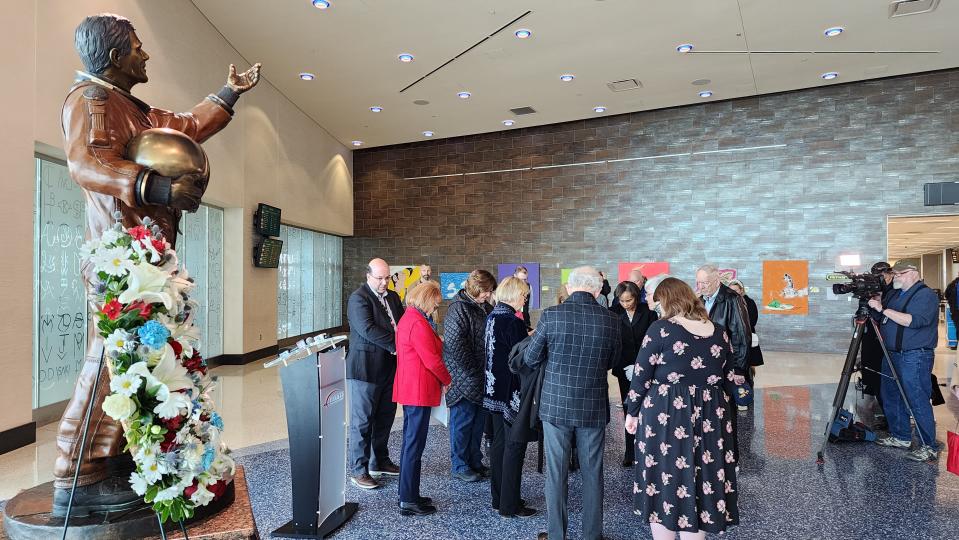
left=830, top=271, right=884, bottom=299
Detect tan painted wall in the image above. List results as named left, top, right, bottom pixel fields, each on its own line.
left=0, top=0, right=352, bottom=430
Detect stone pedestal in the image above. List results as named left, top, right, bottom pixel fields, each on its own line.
left=1, top=466, right=257, bottom=539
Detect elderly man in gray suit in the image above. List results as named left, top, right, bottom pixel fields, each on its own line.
left=525, top=266, right=621, bottom=540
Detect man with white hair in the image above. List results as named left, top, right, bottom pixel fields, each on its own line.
left=696, top=264, right=752, bottom=392
left=525, top=266, right=621, bottom=540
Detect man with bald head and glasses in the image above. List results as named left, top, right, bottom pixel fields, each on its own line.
left=346, top=258, right=406, bottom=489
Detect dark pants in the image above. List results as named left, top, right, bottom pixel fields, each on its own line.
left=612, top=367, right=635, bottom=462
left=399, top=405, right=431, bottom=503
left=489, top=412, right=528, bottom=515
left=347, top=379, right=397, bottom=475
left=448, top=399, right=487, bottom=474
left=543, top=421, right=605, bottom=540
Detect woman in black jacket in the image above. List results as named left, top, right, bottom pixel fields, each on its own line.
left=729, top=280, right=763, bottom=388
left=443, top=269, right=496, bottom=482
left=609, top=281, right=657, bottom=466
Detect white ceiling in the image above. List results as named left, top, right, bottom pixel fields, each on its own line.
left=888, top=215, right=959, bottom=261
left=191, top=0, right=959, bottom=148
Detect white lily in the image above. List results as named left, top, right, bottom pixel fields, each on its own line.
left=118, top=262, right=174, bottom=310
left=130, top=237, right=162, bottom=264
left=154, top=392, right=192, bottom=420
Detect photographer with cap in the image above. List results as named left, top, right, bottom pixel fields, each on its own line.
left=859, top=262, right=895, bottom=427
left=868, top=261, right=941, bottom=462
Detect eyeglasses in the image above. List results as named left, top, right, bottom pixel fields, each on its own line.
left=369, top=274, right=390, bottom=281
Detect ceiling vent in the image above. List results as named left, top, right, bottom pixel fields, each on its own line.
left=607, top=79, right=642, bottom=92
left=889, top=0, right=940, bottom=17
left=510, top=106, right=537, bottom=115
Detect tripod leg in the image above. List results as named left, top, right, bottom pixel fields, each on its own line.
left=818, top=320, right=866, bottom=463
left=178, top=519, right=191, bottom=540
left=872, top=319, right=929, bottom=448
left=61, top=350, right=107, bottom=540
left=156, top=512, right=168, bottom=540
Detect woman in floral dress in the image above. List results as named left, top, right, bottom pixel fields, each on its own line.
left=625, top=277, right=742, bottom=540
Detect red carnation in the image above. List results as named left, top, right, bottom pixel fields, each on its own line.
left=159, top=429, right=178, bottom=452
left=101, top=299, right=123, bottom=321
left=208, top=480, right=228, bottom=499
left=183, top=479, right=199, bottom=498
left=151, top=237, right=168, bottom=253
left=127, top=225, right=150, bottom=240
left=162, top=414, right=183, bottom=431
left=124, top=300, right=152, bottom=318
left=169, top=339, right=183, bottom=357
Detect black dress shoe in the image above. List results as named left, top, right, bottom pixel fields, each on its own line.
left=475, top=465, right=491, bottom=478
left=417, top=496, right=433, bottom=505
left=399, top=501, right=437, bottom=516
left=622, top=455, right=634, bottom=467
left=370, top=461, right=400, bottom=477
left=52, top=476, right=146, bottom=517
left=493, top=498, right=527, bottom=511
left=501, top=506, right=537, bottom=518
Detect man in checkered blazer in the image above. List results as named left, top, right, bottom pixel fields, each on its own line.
left=525, top=266, right=621, bottom=540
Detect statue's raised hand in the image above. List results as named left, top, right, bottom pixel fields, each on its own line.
left=227, top=63, right=262, bottom=94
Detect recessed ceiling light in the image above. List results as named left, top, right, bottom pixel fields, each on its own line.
left=298, top=72, right=315, bottom=81
left=397, top=53, right=414, bottom=63
left=821, top=71, right=839, bottom=80
left=351, top=141, right=363, bottom=147
left=502, top=120, right=515, bottom=126
left=560, top=74, right=575, bottom=82
left=457, top=91, right=472, bottom=99
left=422, top=131, right=434, bottom=137
left=370, top=106, right=383, bottom=112
left=312, top=0, right=330, bottom=9
left=698, top=90, right=713, bottom=98
left=593, top=106, right=607, bottom=113
left=824, top=27, right=844, bottom=37
left=515, top=29, right=532, bottom=39
left=676, top=43, right=694, bottom=53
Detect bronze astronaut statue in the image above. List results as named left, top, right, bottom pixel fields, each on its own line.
left=54, top=13, right=260, bottom=516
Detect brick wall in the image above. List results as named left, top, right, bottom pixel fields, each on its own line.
left=345, top=69, right=959, bottom=353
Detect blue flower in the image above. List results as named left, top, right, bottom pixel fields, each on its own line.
left=201, top=446, right=216, bottom=471
left=210, top=412, right=224, bottom=430
left=137, top=320, right=170, bottom=349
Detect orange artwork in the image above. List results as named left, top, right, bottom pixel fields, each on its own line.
left=617, top=262, right=670, bottom=283
left=761, top=260, right=809, bottom=315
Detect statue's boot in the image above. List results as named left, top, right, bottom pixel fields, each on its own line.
left=51, top=344, right=145, bottom=517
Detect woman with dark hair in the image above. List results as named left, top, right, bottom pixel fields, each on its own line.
left=611, top=280, right=657, bottom=466
left=393, top=281, right=451, bottom=516
left=625, top=278, right=742, bottom=540
left=727, top=280, right=763, bottom=393
left=444, top=269, right=497, bottom=482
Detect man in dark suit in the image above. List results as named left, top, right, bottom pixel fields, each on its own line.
left=525, top=266, right=621, bottom=540
left=696, top=264, right=752, bottom=391
left=346, top=258, right=405, bottom=489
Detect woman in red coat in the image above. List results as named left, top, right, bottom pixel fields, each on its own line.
left=393, top=280, right=451, bottom=516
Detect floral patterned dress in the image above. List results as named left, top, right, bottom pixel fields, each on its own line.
left=626, top=319, right=740, bottom=534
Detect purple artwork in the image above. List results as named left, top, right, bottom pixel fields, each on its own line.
left=497, top=263, right=540, bottom=309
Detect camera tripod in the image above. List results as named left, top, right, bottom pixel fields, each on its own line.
left=816, top=297, right=927, bottom=463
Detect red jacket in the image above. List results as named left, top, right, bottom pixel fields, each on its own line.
left=393, top=309, right=452, bottom=407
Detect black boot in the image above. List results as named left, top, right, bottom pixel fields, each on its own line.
left=52, top=474, right=146, bottom=517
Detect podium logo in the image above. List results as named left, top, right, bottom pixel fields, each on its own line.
left=324, top=389, right=345, bottom=407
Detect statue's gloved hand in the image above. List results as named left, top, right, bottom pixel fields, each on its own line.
left=168, top=173, right=208, bottom=212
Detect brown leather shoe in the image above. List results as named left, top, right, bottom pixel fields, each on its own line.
left=370, top=461, right=400, bottom=477
left=350, top=473, right=382, bottom=490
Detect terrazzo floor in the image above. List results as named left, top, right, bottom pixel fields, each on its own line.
left=236, top=383, right=959, bottom=540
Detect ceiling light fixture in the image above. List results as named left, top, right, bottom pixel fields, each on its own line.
left=824, top=26, right=844, bottom=37
left=298, top=72, right=315, bottom=81
left=312, top=0, right=330, bottom=9
left=502, top=120, right=515, bottom=126
left=514, top=29, right=532, bottom=39
left=422, top=131, right=434, bottom=137
left=676, top=43, right=694, bottom=53
left=370, top=106, right=383, bottom=112
left=593, top=106, right=607, bottom=113
left=457, top=91, right=472, bottom=99
left=560, top=74, right=575, bottom=82
left=699, top=90, right=713, bottom=98
left=351, top=141, right=363, bottom=147
left=397, top=53, right=414, bottom=63
left=821, top=71, right=839, bottom=80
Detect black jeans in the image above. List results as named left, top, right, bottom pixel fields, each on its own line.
left=489, top=412, right=528, bottom=515
left=612, top=367, right=635, bottom=462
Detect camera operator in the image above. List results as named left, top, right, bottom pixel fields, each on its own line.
left=867, top=261, right=940, bottom=462
left=859, top=262, right=894, bottom=426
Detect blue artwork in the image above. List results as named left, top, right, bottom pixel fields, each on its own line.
left=440, top=272, right=469, bottom=300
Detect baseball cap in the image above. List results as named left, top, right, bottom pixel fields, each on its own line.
left=891, top=261, right=919, bottom=273
left=870, top=261, right=892, bottom=275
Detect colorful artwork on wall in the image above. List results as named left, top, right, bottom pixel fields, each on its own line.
left=718, top=268, right=738, bottom=284
left=388, top=265, right=422, bottom=302
left=497, top=263, right=540, bottom=309
left=617, top=262, right=670, bottom=284
left=440, top=272, right=470, bottom=300
left=762, top=260, right=809, bottom=315
left=560, top=268, right=572, bottom=285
